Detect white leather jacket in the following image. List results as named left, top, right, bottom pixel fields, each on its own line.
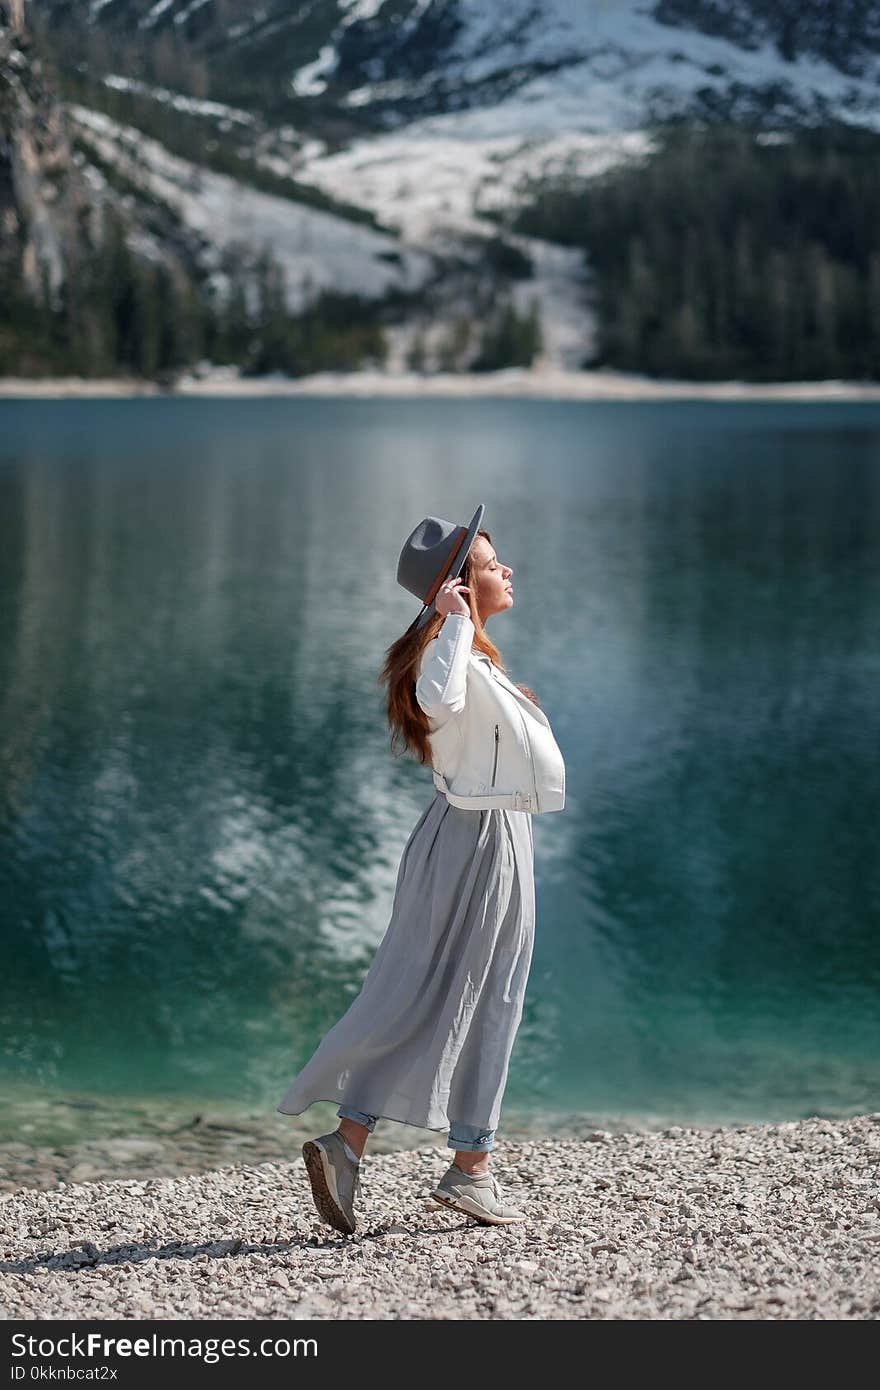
left=414, top=612, right=565, bottom=813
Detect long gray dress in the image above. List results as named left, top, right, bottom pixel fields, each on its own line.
left=276, top=787, right=536, bottom=1134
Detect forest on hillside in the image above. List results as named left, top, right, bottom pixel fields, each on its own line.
left=5, top=110, right=880, bottom=381
left=0, top=205, right=542, bottom=379
left=514, top=121, right=880, bottom=381
left=0, top=207, right=391, bottom=379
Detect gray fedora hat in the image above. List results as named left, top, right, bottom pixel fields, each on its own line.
left=397, top=503, right=485, bottom=632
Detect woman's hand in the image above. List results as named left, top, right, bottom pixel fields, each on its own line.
left=434, top=575, right=471, bottom=619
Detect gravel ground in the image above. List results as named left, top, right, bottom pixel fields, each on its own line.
left=2, top=1114, right=879, bottom=1321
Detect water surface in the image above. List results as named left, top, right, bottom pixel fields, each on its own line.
left=1, top=396, right=878, bottom=1147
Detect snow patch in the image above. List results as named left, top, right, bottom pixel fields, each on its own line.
left=139, top=0, right=176, bottom=30
left=291, top=44, right=337, bottom=97
left=174, top=0, right=212, bottom=26
left=67, top=104, right=434, bottom=312
left=102, top=74, right=258, bottom=127
left=290, top=0, right=427, bottom=97
left=294, top=125, right=653, bottom=243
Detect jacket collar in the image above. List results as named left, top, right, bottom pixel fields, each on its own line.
left=470, top=651, right=551, bottom=728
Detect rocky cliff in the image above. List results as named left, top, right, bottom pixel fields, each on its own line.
left=1, top=2, right=100, bottom=307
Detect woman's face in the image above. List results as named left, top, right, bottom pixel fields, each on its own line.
left=469, top=536, right=513, bottom=622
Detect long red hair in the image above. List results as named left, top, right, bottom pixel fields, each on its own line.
left=378, top=528, right=541, bottom=767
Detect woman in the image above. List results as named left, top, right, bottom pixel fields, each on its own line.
left=276, top=504, right=566, bottom=1232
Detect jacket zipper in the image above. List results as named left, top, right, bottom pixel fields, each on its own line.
left=491, top=724, right=500, bottom=786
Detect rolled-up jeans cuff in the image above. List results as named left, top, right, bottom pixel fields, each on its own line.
left=337, top=1105, right=378, bottom=1133
left=448, top=1123, right=495, bottom=1152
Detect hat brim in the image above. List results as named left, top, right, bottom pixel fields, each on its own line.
left=410, top=502, right=485, bottom=632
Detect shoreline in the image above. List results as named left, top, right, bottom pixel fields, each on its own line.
left=2, top=367, right=880, bottom=402
left=5, top=1088, right=869, bottom=1195
left=3, top=1112, right=878, bottom=1320
left=0, top=1098, right=740, bottom=1194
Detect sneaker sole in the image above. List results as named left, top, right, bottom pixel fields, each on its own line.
left=428, top=1189, right=526, bottom=1226
left=302, top=1140, right=357, bottom=1235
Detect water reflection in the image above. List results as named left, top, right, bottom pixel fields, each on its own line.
left=0, top=398, right=878, bottom=1137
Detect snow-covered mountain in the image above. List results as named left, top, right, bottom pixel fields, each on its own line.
left=39, top=0, right=880, bottom=130
left=10, top=1, right=880, bottom=374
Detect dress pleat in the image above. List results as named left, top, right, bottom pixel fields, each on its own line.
left=276, top=788, right=536, bottom=1133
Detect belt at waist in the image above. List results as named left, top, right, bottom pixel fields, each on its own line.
left=432, top=768, right=536, bottom=812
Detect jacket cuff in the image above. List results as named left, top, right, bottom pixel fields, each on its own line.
left=415, top=612, right=474, bottom=718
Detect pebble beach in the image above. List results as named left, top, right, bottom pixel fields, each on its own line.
left=2, top=1113, right=878, bottom=1321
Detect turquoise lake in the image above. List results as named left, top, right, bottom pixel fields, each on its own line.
left=1, top=395, right=878, bottom=1147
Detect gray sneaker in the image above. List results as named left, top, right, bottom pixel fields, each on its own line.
left=302, top=1131, right=362, bottom=1235
left=429, top=1163, right=527, bottom=1225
